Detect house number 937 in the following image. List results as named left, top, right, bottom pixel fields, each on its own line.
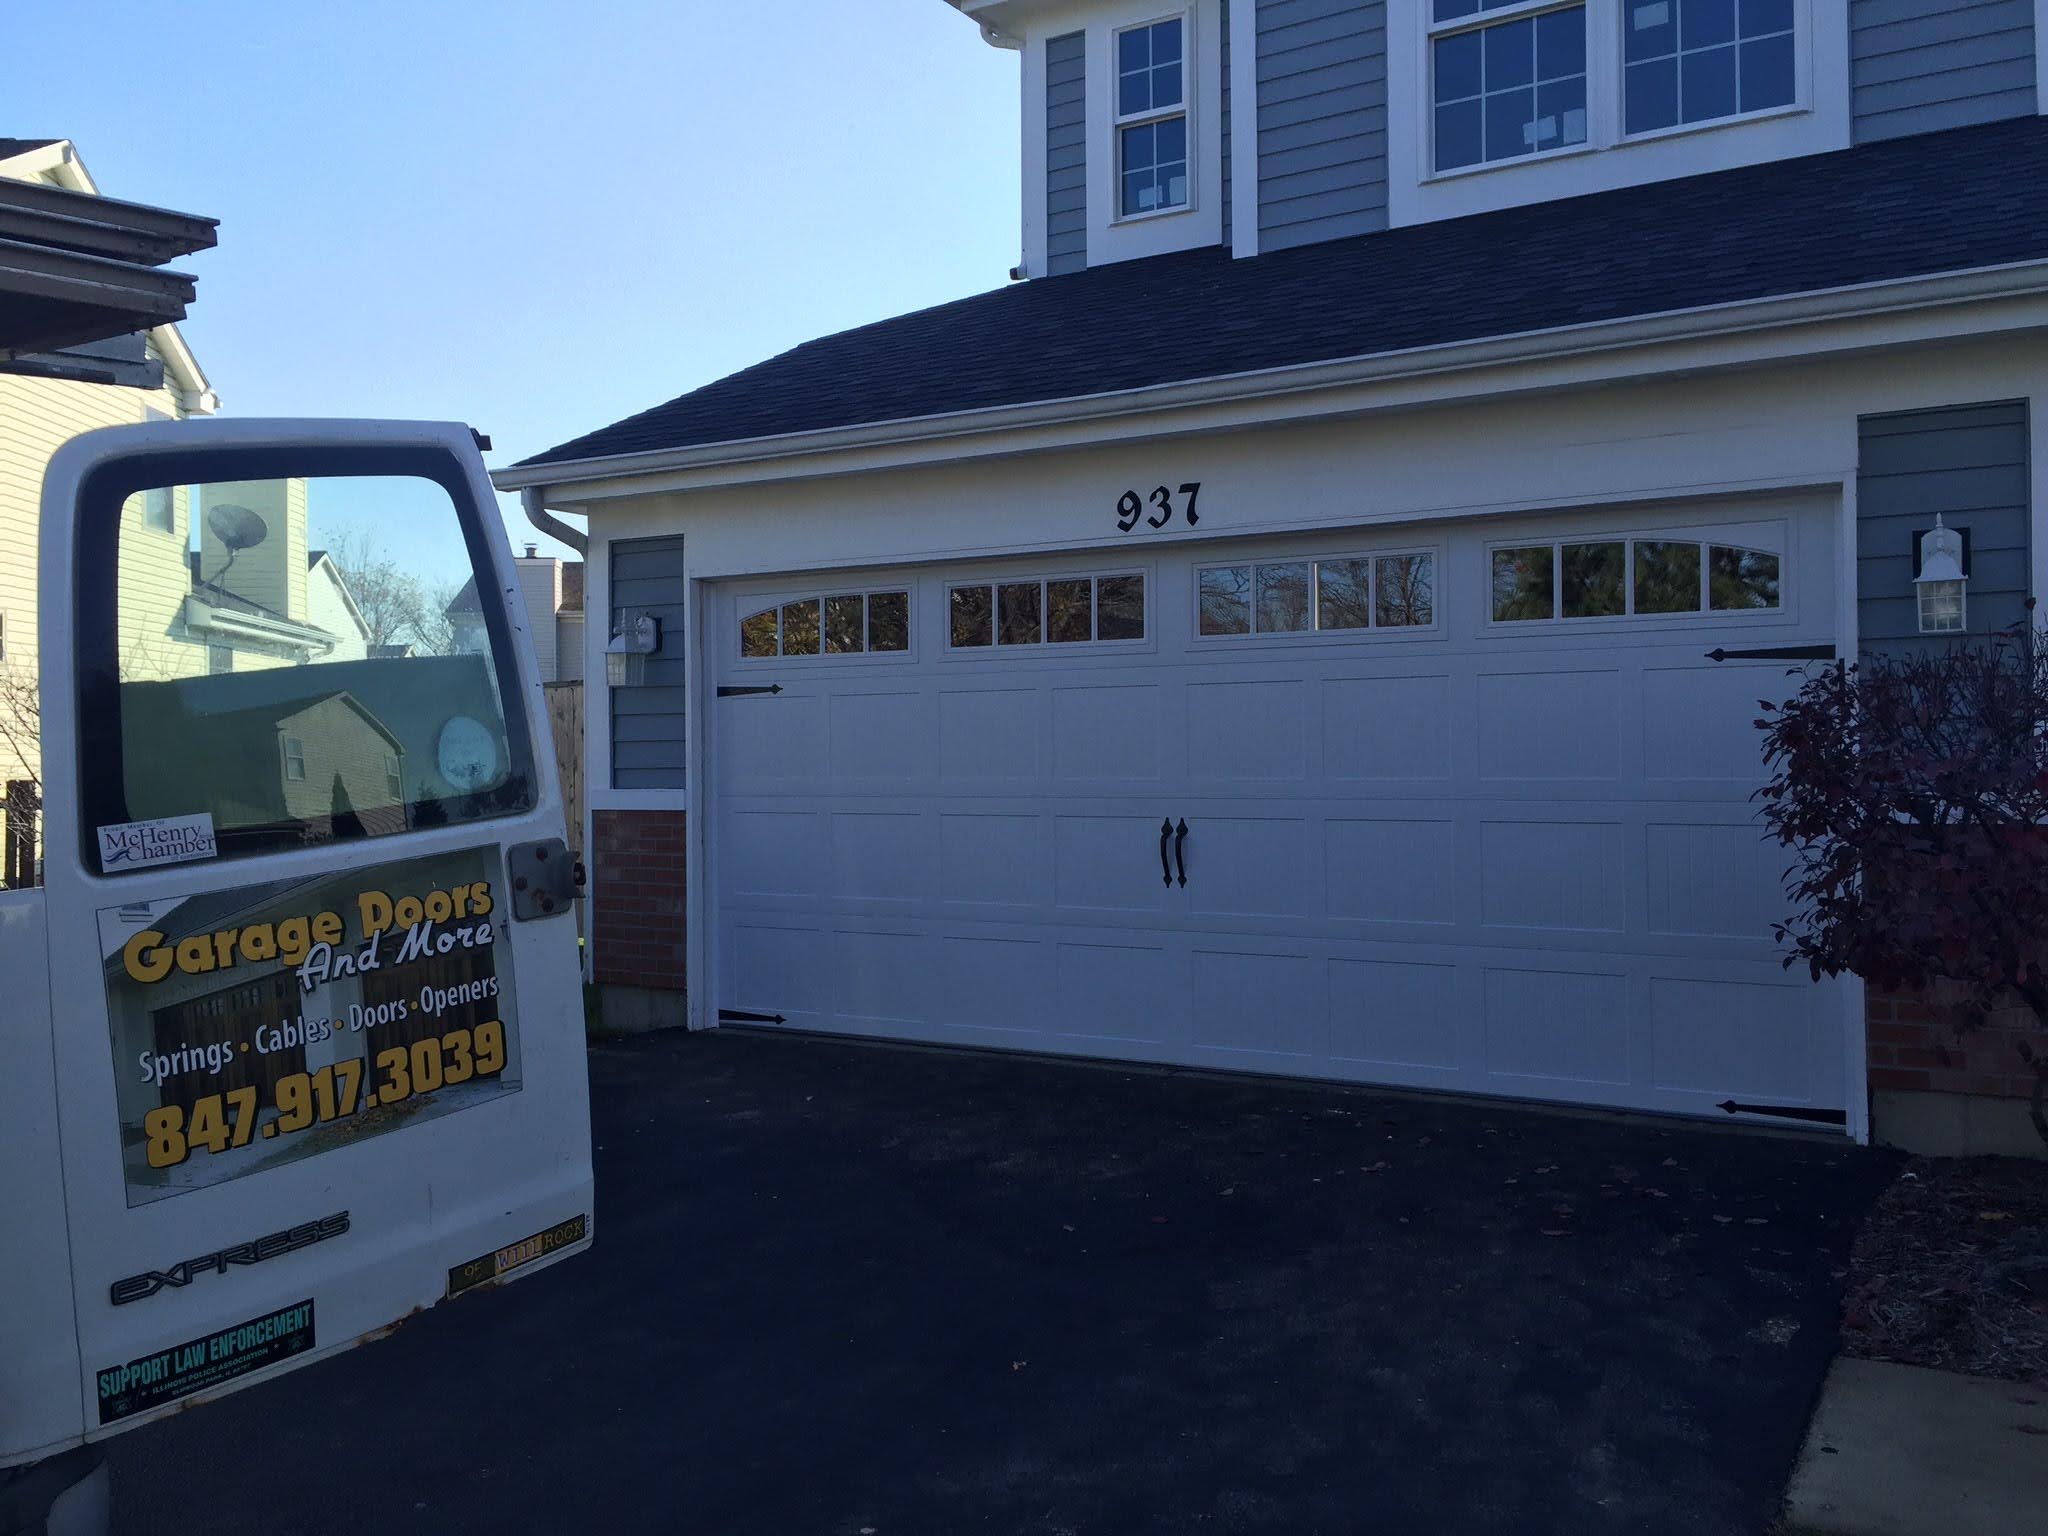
left=1116, top=482, right=1201, bottom=533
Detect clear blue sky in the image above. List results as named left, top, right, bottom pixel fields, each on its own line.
left=13, top=0, right=1021, bottom=556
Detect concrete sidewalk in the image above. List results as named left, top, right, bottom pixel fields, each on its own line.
left=1784, top=1357, right=2048, bottom=1535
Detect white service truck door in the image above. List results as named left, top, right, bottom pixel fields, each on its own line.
left=2, top=419, right=592, bottom=1471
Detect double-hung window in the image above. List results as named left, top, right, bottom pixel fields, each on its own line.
left=1623, top=0, right=1796, bottom=135
left=1115, top=15, right=1189, bottom=218
left=1431, top=1, right=1589, bottom=173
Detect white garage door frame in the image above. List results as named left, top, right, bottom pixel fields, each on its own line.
left=690, top=487, right=1870, bottom=1141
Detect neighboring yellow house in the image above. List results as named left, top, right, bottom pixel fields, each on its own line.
left=0, top=139, right=369, bottom=794
left=0, top=138, right=218, bottom=789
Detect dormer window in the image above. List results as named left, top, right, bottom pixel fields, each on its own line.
left=1115, top=15, right=1189, bottom=218
left=1431, top=2, right=1589, bottom=173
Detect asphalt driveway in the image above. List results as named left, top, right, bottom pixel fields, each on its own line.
left=109, top=1030, right=1895, bottom=1535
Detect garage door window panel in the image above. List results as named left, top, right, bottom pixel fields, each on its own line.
left=947, top=573, right=1147, bottom=652
left=1633, top=541, right=1701, bottom=614
left=1561, top=541, right=1625, bottom=618
left=998, top=582, right=1043, bottom=646
left=1491, top=545, right=1557, bottom=622
left=781, top=599, right=822, bottom=655
left=1708, top=545, right=1779, bottom=611
left=1048, top=579, right=1092, bottom=643
left=1375, top=554, right=1435, bottom=627
left=1200, top=550, right=1440, bottom=640
left=1491, top=532, right=1781, bottom=624
left=738, top=588, right=912, bottom=659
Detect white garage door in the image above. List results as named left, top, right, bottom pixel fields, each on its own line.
left=707, top=499, right=1848, bottom=1125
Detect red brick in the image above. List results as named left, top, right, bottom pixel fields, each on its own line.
left=589, top=809, right=688, bottom=992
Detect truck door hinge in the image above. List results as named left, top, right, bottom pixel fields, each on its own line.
left=507, top=837, right=577, bottom=920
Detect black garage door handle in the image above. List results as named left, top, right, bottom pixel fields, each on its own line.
left=1159, top=818, right=1173, bottom=887
left=1173, top=819, right=1188, bottom=887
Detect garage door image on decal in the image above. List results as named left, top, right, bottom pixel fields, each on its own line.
left=97, top=843, right=521, bottom=1205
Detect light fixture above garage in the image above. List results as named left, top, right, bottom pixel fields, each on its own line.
left=1914, top=516, right=1967, bottom=635
left=606, top=613, right=660, bottom=686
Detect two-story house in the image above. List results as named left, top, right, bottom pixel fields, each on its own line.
left=0, top=138, right=220, bottom=793
left=497, top=1, right=2048, bottom=1156
left=2, top=139, right=378, bottom=843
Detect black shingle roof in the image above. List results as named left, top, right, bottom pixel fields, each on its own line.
left=519, top=115, right=2048, bottom=471
left=0, top=137, right=60, bottom=160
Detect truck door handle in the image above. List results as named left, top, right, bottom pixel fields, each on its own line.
left=1159, top=818, right=1173, bottom=887
left=1173, top=819, right=1188, bottom=887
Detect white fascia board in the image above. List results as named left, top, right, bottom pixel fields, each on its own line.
left=148, top=321, right=216, bottom=414
left=0, top=140, right=73, bottom=185
left=493, top=259, right=2048, bottom=501
left=183, top=598, right=333, bottom=651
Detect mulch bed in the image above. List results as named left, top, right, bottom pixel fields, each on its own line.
left=1840, top=1154, right=2048, bottom=1383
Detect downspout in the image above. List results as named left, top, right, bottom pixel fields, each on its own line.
left=520, top=485, right=587, bottom=555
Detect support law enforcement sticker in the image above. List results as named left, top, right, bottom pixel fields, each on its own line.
left=97, top=1300, right=314, bottom=1425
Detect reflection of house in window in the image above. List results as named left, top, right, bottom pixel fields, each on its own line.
left=128, top=690, right=409, bottom=844
left=162, top=485, right=374, bottom=677
left=444, top=577, right=487, bottom=656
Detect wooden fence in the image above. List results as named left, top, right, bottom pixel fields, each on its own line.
left=544, top=681, right=584, bottom=852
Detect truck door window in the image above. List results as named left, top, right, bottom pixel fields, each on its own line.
left=83, top=467, right=533, bottom=867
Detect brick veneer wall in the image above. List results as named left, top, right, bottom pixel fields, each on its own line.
left=590, top=809, right=686, bottom=990
left=1867, top=992, right=2039, bottom=1100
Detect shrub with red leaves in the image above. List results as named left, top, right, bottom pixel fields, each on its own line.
left=1757, top=625, right=2048, bottom=1147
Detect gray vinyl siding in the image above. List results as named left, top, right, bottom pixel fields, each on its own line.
left=1851, top=0, right=2039, bottom=144
left=1256, top=0, right=1388, bottom=252
left=609, top=535, right=688, bottom=789
left=1857, top=401, right=2032, bottom=652
left=1046, top=30, right=1088, bottom=276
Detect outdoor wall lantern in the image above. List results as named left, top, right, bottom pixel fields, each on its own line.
left=606, top=613, right=661, bottom=686
left=1915, top=516, right=1968, bottom=635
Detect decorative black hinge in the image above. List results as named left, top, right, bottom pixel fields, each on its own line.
left=1716, top=1099, right=1848, bottom=1127
left=1705, top=644, right=1836, bottom=663
left=716, top=684, right=783, bottom=698
left=718, top=1008, right=787, bottom=1025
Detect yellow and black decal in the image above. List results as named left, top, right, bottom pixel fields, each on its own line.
left=448, top=1214, right=588, bottom=1298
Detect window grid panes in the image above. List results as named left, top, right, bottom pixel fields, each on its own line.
left=1117, top=16, right=1189, bottom=217
left=1625, top=0, right=1796, bottom=136
left=1431, top=2, right=1588, bottom=172
left=948, top=574, right=1146, bottom=649
left=739, top=590, right=910, bottom=659
left=1199, top=552, right=1436, bottom=637
left=1491, top=536, right=1780, bottom=621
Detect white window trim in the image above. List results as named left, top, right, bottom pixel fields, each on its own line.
left=1191, top=545, right=1446, bottom=644
left=942, top=568, right=1152, bottom=655
left=1390, top=0, right=1849, bottom=228
left=1080, top=0, right=1223, bottom=266
left=1111, top=11, right=1195, bottom=224
left=1481, top=525, right=1791, bottom=630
